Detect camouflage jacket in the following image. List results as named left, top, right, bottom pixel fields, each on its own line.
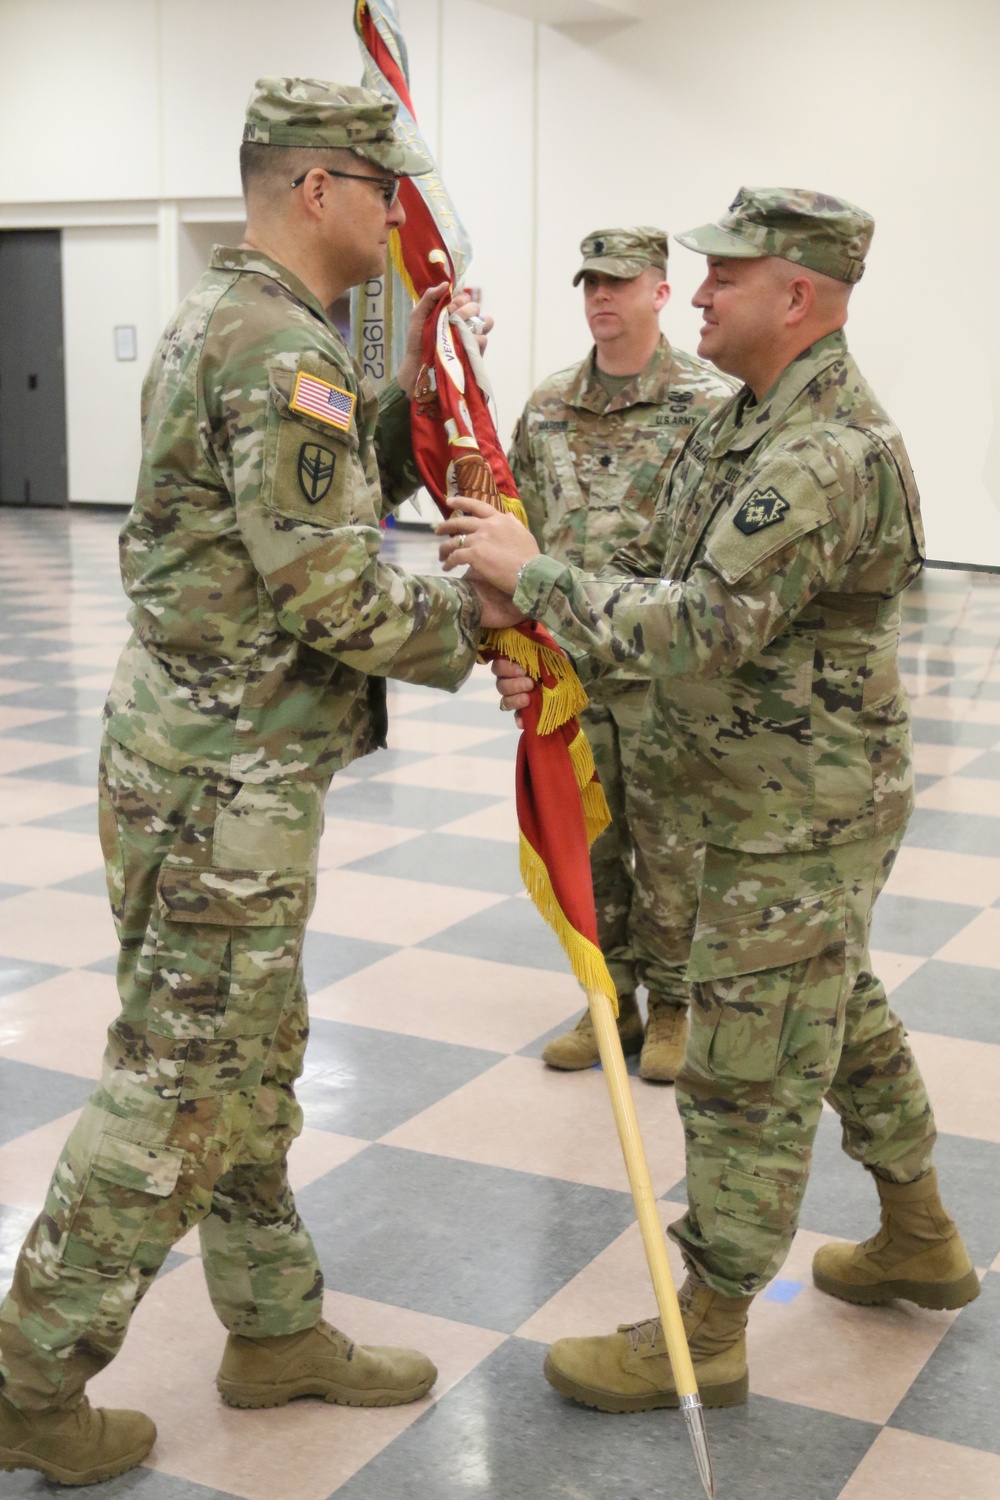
left=514, top=330, right=925, bottom=853
left=508, top=337, right=734, bottom=690
left=104, top=247, right=481, bottom=784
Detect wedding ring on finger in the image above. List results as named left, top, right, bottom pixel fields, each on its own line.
left=466, top=316, right=485, bottom=336
left=456, top=533, right=467, bottom=548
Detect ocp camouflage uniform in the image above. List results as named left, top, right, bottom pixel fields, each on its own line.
left=0, top=245, right=480, bottom=1409
left=514, top=325, right=936, bottom=1296
left=509, top=337, right=735, bottom=1010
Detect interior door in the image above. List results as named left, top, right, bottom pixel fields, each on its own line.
left=0, top=229, right=69, bottom=507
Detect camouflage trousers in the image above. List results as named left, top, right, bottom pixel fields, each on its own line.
left=669, top=827, right=937, bottom=1298
left=0, top=737, right=326, bottom=1411
left=583, top=685, right=695, bottom=1009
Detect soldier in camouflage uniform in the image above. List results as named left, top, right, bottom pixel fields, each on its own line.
left=440, top=188, right=979, bottom=1413
left=509, top=228, right=735, bottom=1081
left=0, top=78, right=511, bottom=1486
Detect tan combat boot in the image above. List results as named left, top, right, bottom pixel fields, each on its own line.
left=543, top=1276, right=751, bottom=1413
left=639, top=997, right=689, bottom=1083
left=216, top=1319, right=437, bottom=1409
left=542, top=993, right=644, bottom=1071
left=0, top=1391, right=155, bottom=1486
left=812, top=1168, right=981, bottom=1310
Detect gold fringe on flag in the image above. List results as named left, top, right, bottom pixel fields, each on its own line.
left=519, top=833, right=618, bottom=1012
left=567, top=728, right=612, bottom=845
left=388, top=229, right=418, bottom=305
left=580, top=776, right=612, bottom=846
left=567, top=723, right=596, bottom=787
left=498, top=492, right=529, bottom=529
left=479, top=626, right=589, bottom=735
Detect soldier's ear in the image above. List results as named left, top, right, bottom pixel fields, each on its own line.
left=652, top=280, right=671, bottom=314
left=784, top=275, right=816, bottom=327
left=297, top=168, right=330, bottom=223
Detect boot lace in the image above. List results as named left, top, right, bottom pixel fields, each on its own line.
left=623, top=1317, right=663, bottom=1353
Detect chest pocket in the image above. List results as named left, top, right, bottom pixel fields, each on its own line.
left=265, top=367, right=371, bottom=528
left=538, top=431, right=587, bottom=517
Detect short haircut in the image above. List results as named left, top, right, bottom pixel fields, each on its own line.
left=238, top=142, right=357, bottom=203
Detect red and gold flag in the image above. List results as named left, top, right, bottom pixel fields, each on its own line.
left=355, top=0, right=616, bottom=1005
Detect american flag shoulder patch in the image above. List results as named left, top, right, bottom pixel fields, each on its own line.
left=289, top=370, right=356, bottom=433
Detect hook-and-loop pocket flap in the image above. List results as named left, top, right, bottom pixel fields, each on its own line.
left=686, top=887, right=846, bottom=982
left=91, top=1134, right=186, bottom=1198
left=157, top=863, right=311, bottom=928
left=269, top=364, right=361, bottom=453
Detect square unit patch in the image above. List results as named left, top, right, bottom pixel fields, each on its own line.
left=290, top=371, right=356, bottom=433
left=733, top=486, right=789, bottom=535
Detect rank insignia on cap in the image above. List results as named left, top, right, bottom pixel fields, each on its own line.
left=733, top=486, right=789, bottom=535
left=290, top=371, right=356, bottom=432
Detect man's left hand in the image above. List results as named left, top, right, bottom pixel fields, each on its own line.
left=449, top=288, right=493, bottom=356
left=437, top=497, right=540, bottom=594
left=398, top=286, right=494, bottom=397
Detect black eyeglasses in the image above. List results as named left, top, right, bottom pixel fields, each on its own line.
left=289, top=166, right=400, bottom=209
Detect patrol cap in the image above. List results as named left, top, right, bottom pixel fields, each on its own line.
left=675, top=187, right=874, bottom=284
left=243, top=77, right=429, bottom=177
left=572, top=226, right=669, bottom=287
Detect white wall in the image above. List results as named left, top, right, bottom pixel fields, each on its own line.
left=2, top=0, right=999, bottom=564
left=61, top=226, right=160, bottom=504
left=158, top=0, right=363, bottom=199
left=0, top=0, right=363, bottom=203
left=0, top=0, right=160, bottom=202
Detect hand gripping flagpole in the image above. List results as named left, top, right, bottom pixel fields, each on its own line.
left=586, top=987, right=715, bottom=1500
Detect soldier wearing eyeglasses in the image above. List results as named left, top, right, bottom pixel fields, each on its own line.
left=0, top=76, right=508, bottom=1485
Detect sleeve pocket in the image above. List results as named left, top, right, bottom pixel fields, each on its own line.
left=704, top=452, right=834, bottom=588
left=264, top=365, right=372, bottom=528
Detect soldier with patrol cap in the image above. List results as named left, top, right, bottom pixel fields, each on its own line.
left=440, top=186, right=979, bottom=1411
left=0, top=78, right=512, bottom=1485
left=509, top=227, right=734, bottom=1081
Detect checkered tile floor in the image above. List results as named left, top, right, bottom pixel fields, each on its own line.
left=1, top=506, right=999, bottom=1500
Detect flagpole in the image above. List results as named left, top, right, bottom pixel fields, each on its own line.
left=586, top=987, right=717, bottom=1500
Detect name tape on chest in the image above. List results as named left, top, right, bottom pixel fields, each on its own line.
left=290, top=371, right=356, bottom=433
left=733, top=486, right=789, bottom=535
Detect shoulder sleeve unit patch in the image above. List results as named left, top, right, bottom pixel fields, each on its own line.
left=290, top=370, right=356, bottom=433
left=297, top=442, right=336, bottom=504
left=733, top=486, right=789, bottom=535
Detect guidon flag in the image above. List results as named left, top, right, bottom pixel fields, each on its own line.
left=354, top=0, right=617, bottom=1007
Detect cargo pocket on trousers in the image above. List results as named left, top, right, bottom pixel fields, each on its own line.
left=711, top=1162, right=799, bottom=1285
left=150, top=862, right=311, bottom=1098
left=97, top=753, right=126, bottom=938
left=684, top=885, right=847, bottom=1088
left=61, top=1134, right=185, bottom=1278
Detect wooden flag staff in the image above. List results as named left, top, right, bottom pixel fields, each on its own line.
left=584, top=987, right=717, bottom=1500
